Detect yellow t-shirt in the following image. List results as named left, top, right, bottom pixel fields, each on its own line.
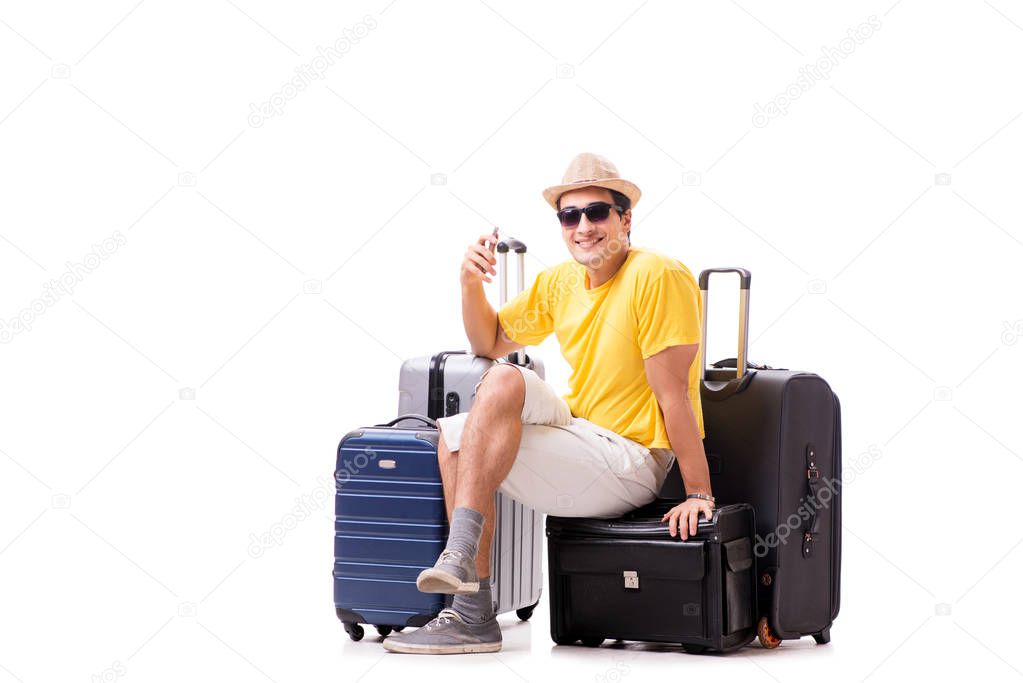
left=497, top=246, right=705, bottom=448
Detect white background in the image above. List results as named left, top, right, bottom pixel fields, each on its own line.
left=1, top=0, right=1021, bottom=681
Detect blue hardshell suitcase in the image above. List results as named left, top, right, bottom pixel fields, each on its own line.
left=334, top=415, right=449, bottom=640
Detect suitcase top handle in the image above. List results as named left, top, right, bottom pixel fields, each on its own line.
left=375, top=414, right=437, bottom=429
left=698, top=268, right=752, bottom=382
left=698, top=267, right=751, bottom=290
left=496, top=239, right=526, bottom=254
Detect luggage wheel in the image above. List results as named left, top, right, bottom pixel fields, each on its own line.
left=580, top=637, right=604, bottom=647
left=757, top=616, right=781, bottom=649
left=516, top=600, right=539, bottom=621
left=681, top=643, right=708, bottom=654
left=375, top=625, right=393, bottom=637
left=812, top=626, right=831, bottom=644
left=343, top=622, right=364, bottom=642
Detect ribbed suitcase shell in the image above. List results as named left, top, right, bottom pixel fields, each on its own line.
left=334, top=424, right=446, bottom=630
left=546, top=503, right=757, bottom=652
left=701, top=364, right=842, bottom=644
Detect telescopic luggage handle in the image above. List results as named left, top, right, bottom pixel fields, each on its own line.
left=496, top=238, right=529, bottom=366
left=496, top=238, right=526, bottom=308
left=698, top=267, right=752, bottom=382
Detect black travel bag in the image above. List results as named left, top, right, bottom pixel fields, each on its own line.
left=546, top=502, right=758, bottom=653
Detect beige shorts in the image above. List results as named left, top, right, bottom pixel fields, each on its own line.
left=436, top=364, right=676, bottom=519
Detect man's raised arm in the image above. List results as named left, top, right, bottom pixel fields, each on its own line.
left=459, top=232, right=522, bottom=360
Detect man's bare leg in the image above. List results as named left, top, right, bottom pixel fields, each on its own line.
left=435, top=365, right=524, bottom=578
left=438, top=441, right=497, bottom=582
left=452, top=365, right=524, bottom=579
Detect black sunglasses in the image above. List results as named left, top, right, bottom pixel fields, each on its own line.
left=556, top=201, right=623, bottom=228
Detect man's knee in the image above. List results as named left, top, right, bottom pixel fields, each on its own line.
left=475, top=364, right=525, bottom=411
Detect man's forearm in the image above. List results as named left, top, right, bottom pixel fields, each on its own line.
left=461, top=282, right=498, bottom=357
left=663, top=397, right=712, bottom=497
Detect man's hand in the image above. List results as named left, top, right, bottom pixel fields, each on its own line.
left=460, top=232, right=498, bottom=286
left=661, top=498, right=715, bottom=540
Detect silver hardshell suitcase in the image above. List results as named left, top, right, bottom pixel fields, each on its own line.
left=396, top=238, right=545, bottom=618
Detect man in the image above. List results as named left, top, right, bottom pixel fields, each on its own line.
left=383, top=152, right=714, bottom=655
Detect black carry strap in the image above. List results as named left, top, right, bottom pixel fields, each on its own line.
left=711, top=357, right=784, bottom=371
left=803, top=443, right=823, bottom=558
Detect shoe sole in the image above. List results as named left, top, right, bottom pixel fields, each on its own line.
left=416, top=569, right=479, bottom=595
left=382, top=639, right=502, bottom=655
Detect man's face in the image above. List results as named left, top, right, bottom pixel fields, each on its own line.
left=558, top=187, right=631, bottom=268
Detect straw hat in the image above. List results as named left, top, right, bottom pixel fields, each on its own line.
left=542, top=152, right=642, bottom=210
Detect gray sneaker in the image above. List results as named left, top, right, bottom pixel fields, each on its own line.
left=382, top=609, right=502, bottom=654
left=416, top=549, right=479, bottom=594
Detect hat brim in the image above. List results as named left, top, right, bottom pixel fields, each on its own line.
left=542, top=179, right=641, bottom=211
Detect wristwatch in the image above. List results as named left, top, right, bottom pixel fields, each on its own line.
left=686, top=492, right=715, bottom=505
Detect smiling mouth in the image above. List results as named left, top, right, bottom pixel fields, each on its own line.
left=575, top=236, right=604, bottom=248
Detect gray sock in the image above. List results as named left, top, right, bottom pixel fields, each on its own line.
left=452, top=576, right=494, bottom=623
left=447, top=506, right=484, bottom=559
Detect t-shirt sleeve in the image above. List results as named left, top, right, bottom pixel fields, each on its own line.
left=634, top=264, right=702, bottom=359
left=497, top=269, right=555, bottom=346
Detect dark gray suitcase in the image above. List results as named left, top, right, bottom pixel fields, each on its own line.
left=693, top=268, right=842, bottom=648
